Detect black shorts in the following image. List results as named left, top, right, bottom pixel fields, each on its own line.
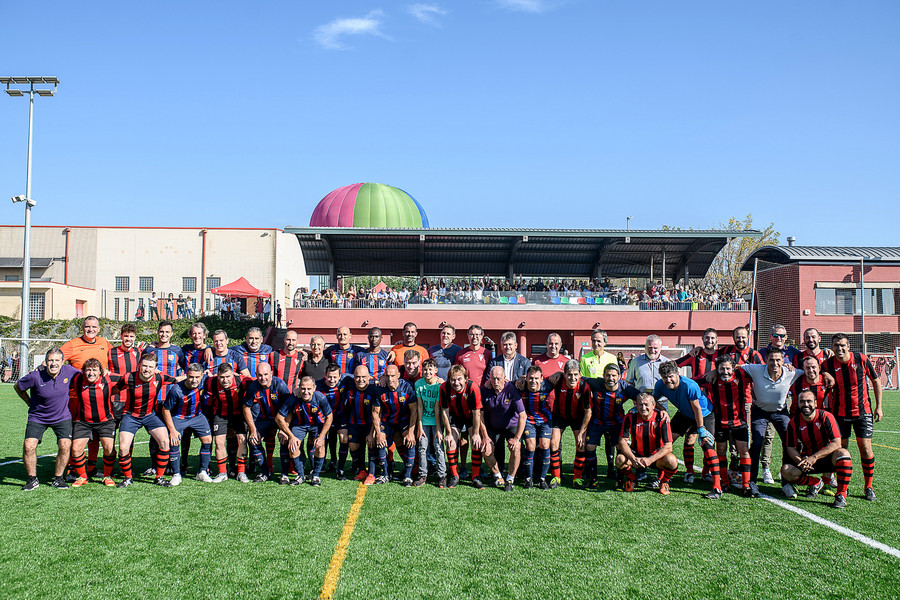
left=552, top=417, right=583, bottom=433
left=486, top=426, right=518, bottom=446
left=212, top=415, right=247, bottom=436
left=715, top=424, right=748, bottom=444
left=836, top=414, right=873, bottom=440
left=72, top=420, right=116, bottom=441
left=112, top=401, right=125, bottom=422
left=670, top=412, right=716, bottom=438
left=25, top=419, right=72, bottom=443
left=787, top=455, right=837, bottom=474
left=448, top=415, right=471, bottom=432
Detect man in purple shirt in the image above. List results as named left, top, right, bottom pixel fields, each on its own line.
left=14, top=348, right=80, bottom=491
left=481, top=366, right=527, bottom=492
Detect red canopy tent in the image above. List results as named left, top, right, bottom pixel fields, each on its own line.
left=209, top=277, right=270, bottom=298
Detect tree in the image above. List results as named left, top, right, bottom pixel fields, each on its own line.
left=695, top=214, right=779, bottom=298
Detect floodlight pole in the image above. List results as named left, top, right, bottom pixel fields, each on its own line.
left=18, top=88, right=35, bottom=379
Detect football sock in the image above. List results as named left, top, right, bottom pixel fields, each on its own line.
left=660, top=467, right=677, bottom=484
left=471, top=450, right=482, bottom=479
left=683, top=444, right=695, bottom=474
left=702, top=447, right=721, bottom=490
left=584, top=450, right=597, bottom=482
left=447, top=449, right=459, bottom=478
left=522, top=449, right=535, bottom=480
left=292, top=455, right=305, bottom=479
left=169, top=443, right=182, bottom=475
left=573, top=450, right=586, bottom=481
left=155, top=448, right=170, bottom=478
left=119, top=452, right=134, bottom=479
left=835, top=456, right=852, bottom=496
left=350, top=447, right=364, bottom=474
left=740, top=456, right=751, bottom=488
left=378, top=446, right=388, bottom=478
left=402, top=446, right=415, bottom=480
left=861, top=455, right=875, bottom=489
left=313, top=456, right=325, bottom=477
left=718, top=453, right=729, bottom=487
left=217, top=457, right=228, bottom=476
left=619, top=465, right=636, bottom=482
left=103, top=453, right=116, bottom=478
left=795, top=474, right=820, bottom=487
left=550, top=449, right=562, bottom=479
left=250, top=444, right=266, bottom=471
left=338, top=442, right=349, bottom=473
left=236, top=454, right=246, bottom=475
left=71, top=452, right=87, bottom=480
left=199, top=442, right=212, bottom=473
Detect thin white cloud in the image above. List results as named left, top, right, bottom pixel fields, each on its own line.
left=497, top=0, right=547, bottom=13
left=408, top=3, right=448, bottom=26
left=313, top=10, right=390, bottom=50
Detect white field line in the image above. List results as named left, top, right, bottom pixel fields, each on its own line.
left=674, top=457, right=900, bottom=560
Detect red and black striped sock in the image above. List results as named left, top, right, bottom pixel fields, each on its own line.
left=660, top=467, right=678, bottom=483
left=619, top=464, right=635, bottom=482
left=103, top=454, right=116, bottom=478
left=573, top=451, right=586, bottom=480
left=683, top=444, right=695, bottom=474
left=71, top=452, right=87, bottom=479
left=87, top=439, right=99, bottom=472
left=795, top=474, right=820, bottom=487
left=861, top=455, right=875, bottom=489
left=217, top=457, right=228, bottom=476
left=740, top=456, right=751, bottom=488
left=835, top=456, right=853, bottom=496
left=703, top=447, right=721, bottom=490
left=471, top=450, right=482, bottom=478
left=119, top=452, right=133, bottom=479
left=155, top=449, right=170, bottom=478
left=718, top=453, right=729, bottom=487
left=237, top=455, right=246, bottom=475
left=550, top=449, right=562, bottom=479
left=447, top=449, right=459, bottom=478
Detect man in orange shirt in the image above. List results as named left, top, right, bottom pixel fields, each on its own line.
left=389, top=322, right=428, bottom=368
left=59, top=316, right=112, bottom=371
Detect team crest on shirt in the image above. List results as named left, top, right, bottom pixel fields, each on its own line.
left=63, top=378, right=69, bottom=383
left=399, top=395, right=407, bottom=404
left=503, top=398, right=510, bottom=405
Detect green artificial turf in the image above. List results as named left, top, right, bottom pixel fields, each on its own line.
left=1, top=385, right=898, bottom=599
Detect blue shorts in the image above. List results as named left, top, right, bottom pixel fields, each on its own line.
left=253, top=417, right=278, bottom=439
left=587, top=422, right=619, bottom=446
left=291, top=424, right=323, bottom=442
left=174, top=414, right=212, bottom=438
left=525, top=421, right=552, bottom=441
left=348, top=424, right=370, bottom=445
left=120, top=413, right=166, bottom=436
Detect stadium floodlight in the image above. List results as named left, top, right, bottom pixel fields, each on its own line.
left=4, top=75, right=58, bottom=378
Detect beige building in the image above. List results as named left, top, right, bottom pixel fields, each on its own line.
left=0, top=225, right=309, bottom=320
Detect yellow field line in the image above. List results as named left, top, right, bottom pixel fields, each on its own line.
left=319, top=483, right=368, bottom=600
left=872, top=442, right=900, bottom=451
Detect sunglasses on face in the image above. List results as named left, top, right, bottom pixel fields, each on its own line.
left=772, top=333, right=786, bottom=338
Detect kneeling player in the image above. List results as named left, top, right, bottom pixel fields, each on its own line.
left=781, top=391, right=853, bottom=509
left=162, top=363, right=213, bottom=485
left=275, top=376, right=333, bottom=486
left=616, top=393, right=678, bottom=495
left=69, top=358, right=118, bottom=487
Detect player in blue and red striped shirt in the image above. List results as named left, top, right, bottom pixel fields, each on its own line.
left=181, top=322, right=214, bottom=368
left=144, top=321, right=186, bottom=477
left=355, top=327, right=389, bottom=382
left=243, top=362, right=291, bottom=483
left=339, top=365, right=379, bottom=481
left=317, top=364, right=349, bottom=478
left=371, top=365, right=418, bottom=485
left=232, top=327, right=273, bottom=378
left=208, top=330, right=250, bottom=377
left=161, top=363, right=212, bottom=485
left=275, top=375, right=333, bottom=486
left=326, top=326, right=363, bottom=376
left=520, top=366, right=555, bottom=489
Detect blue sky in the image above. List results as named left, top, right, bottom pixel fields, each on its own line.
left=1, top=1, right=898, bottom=245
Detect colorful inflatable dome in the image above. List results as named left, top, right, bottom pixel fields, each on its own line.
left=309, top=183, right=429, bottom=228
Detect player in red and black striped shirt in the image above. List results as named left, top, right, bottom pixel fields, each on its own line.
left=721, top=326, right=765, bottom=366
left=789, top=356, right=831, bottom=416
left=113, top=353, right=176, bottom=487
left=676, top=328, right=721, bottom=378
left=205, top=362, right=249, bottom=483
left=792, top=327, right=834, bottom=368
left=782, top=390, right=853, bottom=508
left=69, top=358, right=120, bottom=487
left=699, top=354, right=753, bottom=495
left=439, top=364, right=485, bottom=488
left=820, top=333, right=882, bottom=501
left=616, top=393, right=678, bottom=494
left=548, top=360, right=593, bottom=487
left=271, top=330, right=304, bottom=391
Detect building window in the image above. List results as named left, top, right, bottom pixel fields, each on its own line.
left=815, top=287, right=898, bottom=316
left=29, top=292, right=45, bottom=320
left=206, top=277, right=221, bottom=291
left=115, top=276, right=130, bottom=292
left=5, top=275, right=18, bottom=282
left=183, top=277, right=197, bottom=293
left=139, top=277, right=154, bottom=292
left=114, top=297, right=120, bottom=321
